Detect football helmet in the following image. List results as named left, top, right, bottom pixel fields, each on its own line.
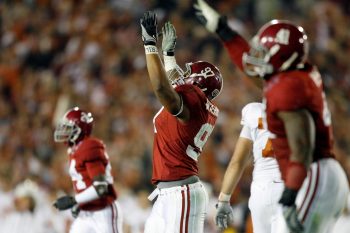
left=175, top=61, right=223, bottom=100
left=243, top=20, right=309, bottom=78
left=54, top=107, right=93, bottom=144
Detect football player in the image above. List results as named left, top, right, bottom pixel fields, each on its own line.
left=140, top=12, right=223, bottom=233
left=194, top=0, right=350, bottom=232
left=53, top=107, right=123, bottom=233
left=216, top=102, right=284, bottom=233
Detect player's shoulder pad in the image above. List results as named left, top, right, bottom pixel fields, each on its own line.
left=241, top=102, right=264, bottom=128
left=80, top=137, right=105, bottom=151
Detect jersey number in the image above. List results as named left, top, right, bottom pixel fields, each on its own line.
left=275, top=29, right=290, bottom=45
left=262, top=139, right=274, bottom=158
left=70, top=159, right=86, bottom=190
left=186, top=123, right=214, bottom=161
left=258, top=117, right=274, bottom=158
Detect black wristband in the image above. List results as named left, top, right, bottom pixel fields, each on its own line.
left=279, top=187, right=298, bottom=207
left=216, top=16, right=238, bottom=42
left=163, top=51, right=174, bottom=56
left=144, top=41, right=156, bottom=46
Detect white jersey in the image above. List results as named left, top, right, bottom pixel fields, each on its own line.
left=240, top=103, right=284, bottom=233
left=239, top=102, right=281, bottom=181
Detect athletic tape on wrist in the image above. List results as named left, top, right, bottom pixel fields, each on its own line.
left=144, top=45, right=158, bottom=54
left=218, top=192, right=231, bottom=202
left=163, top=51, right=174, bottom=56
left=163, top=55, right=177, bottom=72
left=75, top=185, right=99, bottom=204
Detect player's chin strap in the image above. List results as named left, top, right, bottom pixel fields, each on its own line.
left=75, top=175, right=109, bottom=204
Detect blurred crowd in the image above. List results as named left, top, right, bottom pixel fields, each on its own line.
left=0, top=0, right=349, bottom=233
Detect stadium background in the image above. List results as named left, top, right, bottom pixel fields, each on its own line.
left=0, top=0, right=349, bottom=232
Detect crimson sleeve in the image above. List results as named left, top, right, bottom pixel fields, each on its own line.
left=86, top=160, right=106, bottom=179
left=81, top=138, right=107, bottom=178
left=222, top=34, right=250, bottom=72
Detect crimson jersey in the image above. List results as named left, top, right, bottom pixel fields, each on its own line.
left=264, top=65, right=334, bottom=179
left=68, top=137, right=117, bottom=210
left=222, top=35, right=334, bottom=179
left=151, top=84, right=219, bottom=184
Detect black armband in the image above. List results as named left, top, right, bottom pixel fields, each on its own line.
left=216, top=16, right=239, bottom=42
left=163, top=51, right=174, bottom=56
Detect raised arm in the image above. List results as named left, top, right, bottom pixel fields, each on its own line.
left=194, top=0, right=263, bottom=88
left=140, top=12, right=190, bottom=122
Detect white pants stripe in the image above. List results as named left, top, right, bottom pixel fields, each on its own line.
left=69, top=201, right=123, bottom=233
left=276, top=158, right=349, bottom=233
left=180, top=185, right=189, bottom=233
left=298, top=161, right=320, bottom=222
left=144, top=181, right=208, bottom=233
left=111, top=202, right=118, bottom=233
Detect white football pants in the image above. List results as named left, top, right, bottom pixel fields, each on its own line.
left=69, top=201, right=123, bottom=233
left=144, top=181, right=208, bottom=233
left=249, top=177, right=284, bottom=233
left=275, top=158, right=349, bottom=233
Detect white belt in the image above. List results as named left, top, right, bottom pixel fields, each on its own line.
left=148, top=181, right=203, bottom=201
left=148, top=188, right=160, bottom=201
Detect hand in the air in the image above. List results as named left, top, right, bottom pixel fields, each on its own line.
left=53, top=195, right=77, bottom=211
left=215, top=201, right=234, bottom=230
left=193, top=0, right=221, bottom=33
left=140, top=11, right=158, bottom=46
left=161, top=21, right=177, bottom=55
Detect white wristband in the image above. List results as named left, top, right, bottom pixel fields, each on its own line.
left=145, top=45, right=158, bottom=54
left=218, top=192, right=231, bottom=202
left=163, top=55, right=178, bottom=72
left=75, top=185, right=99, bottom=204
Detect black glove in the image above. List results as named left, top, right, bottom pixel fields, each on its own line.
left=140, top=11, right=158, bottom=46
left=216, top=16, right=238, bottom=42
left=279, top=187, right=298, bottom=206
left=53, top=195, right=77, bottom=211
left=279, top=188, right=304, bottom=232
